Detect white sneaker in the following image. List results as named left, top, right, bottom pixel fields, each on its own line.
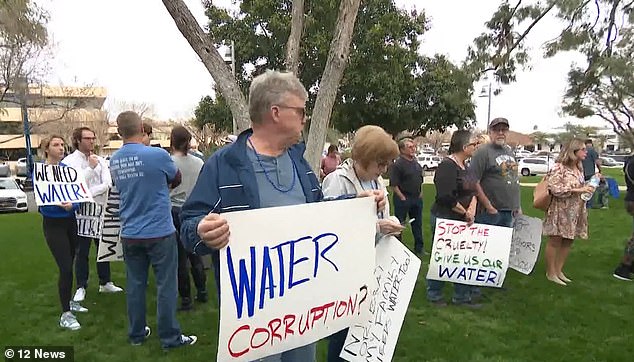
left=59, top=312, right=81, bottom=330
left=99, top=282, right=123, bottom=293
left=70, top=301, right=88, bottom=313
left=73, top=287, right=86, bottom=302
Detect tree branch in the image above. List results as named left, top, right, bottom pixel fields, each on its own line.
left=161, top=0, right=250, bottom=133
left=285, top=0, right=305, bottom=75
left=605, top=0, right=621, bottom=56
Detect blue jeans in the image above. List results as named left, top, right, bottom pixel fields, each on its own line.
left=122, top=233, right=182, bottom=347
left=254, top=343, right=316, bottom=362
left=475, top=210, right=514, bottom=228
left=426, top=213, right=472, bottom=304
left=393, top=196, right=423, bottom=253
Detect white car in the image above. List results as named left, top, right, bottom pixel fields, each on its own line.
left=16, top=158, right=28, bottom=176
left=518, top=157, right=554, bottom=176
left=600, top=157, right=624, bottom=168
left=417, top=155, right=439, bottom=171
left=0, top=177, right=28, bottom=212
left=515, top=149, right=532, bottom=157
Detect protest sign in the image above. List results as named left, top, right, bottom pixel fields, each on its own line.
left=218, top=197, right=377, bottom=361
left=97, top=186, right=123, bottom=262
left=426, top=218, right=513, bottom=288
left=509, top=215, right=543, bottom=275
left=33, top=163, right=93, bottom=206
left=340, top=235, right=421, bottom=362
left=76, top=202, right=104, bottom=238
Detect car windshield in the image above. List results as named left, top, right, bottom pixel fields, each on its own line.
left=0, top=179, right=18, bottom=190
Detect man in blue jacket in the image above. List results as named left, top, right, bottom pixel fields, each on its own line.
left=180, top=70, right=384, bottom=362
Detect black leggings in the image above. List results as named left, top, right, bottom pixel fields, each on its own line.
left=42, top=216, right=79, bottom=313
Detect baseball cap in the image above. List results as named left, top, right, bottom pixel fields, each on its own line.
left=489, top=117, right=509, bottom=129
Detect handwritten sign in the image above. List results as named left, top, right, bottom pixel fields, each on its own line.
left=218, top=198, right=377, bottom=361
left=33, top=163, right=93, bottom=206
left=426, top=219, right=513, bottom=288
left=76, top=202, right=104, bottom=238
left=509, top=215, right=543, bottom=275
left=96, top=187, right=123, bottom=262
left=340, top=236, right=421, bottom=362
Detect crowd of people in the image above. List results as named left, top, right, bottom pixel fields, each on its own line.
left=35, top=69, right=634, bottom=361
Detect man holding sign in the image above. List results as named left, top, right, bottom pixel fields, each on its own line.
left=63, top=127, right=123, bottom=303
left=180, top=70, right=385, bottom=361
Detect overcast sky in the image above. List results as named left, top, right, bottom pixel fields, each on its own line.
left=43, top=0, right=606, bottom=133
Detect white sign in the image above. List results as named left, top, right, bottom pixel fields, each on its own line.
left=426, top=219, right=513, bottom=288
left=509, top=215, right=543, bottom=275
left=340, top=236, right=421, bottom=362
left=33, top=163, right=93, bottom=206
left=97, top=187, right=123, bottom=262
left=218, top=198, right=377, bottom=362
left=76, top=202, right=104, bottom=238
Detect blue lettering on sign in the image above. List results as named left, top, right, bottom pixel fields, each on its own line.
left=35, top=183, right=84, bottom=204
left=226, top=233, right=341, bottom=319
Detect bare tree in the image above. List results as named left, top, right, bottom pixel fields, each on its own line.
left=107, top=99, right=156, bottom=119
left=161, top=0, right=362, bottom=172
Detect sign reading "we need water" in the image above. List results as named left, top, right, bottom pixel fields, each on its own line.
left=33, top=163, right=93, bottom=206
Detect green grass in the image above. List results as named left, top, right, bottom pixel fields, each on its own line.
left=1, top=186, right=633, bottom=361
left=521, top=167, right=626, bottom=186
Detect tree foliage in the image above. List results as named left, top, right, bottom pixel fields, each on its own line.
left=466, top=0, right=634, bottom=148
left=196, top=0, right=474, bottom=138
left=194, top=93, right=233, bottom=133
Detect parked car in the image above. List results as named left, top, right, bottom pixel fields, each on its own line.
left=16, top=158, right=27, bottom=176
left=0, top=157, right=10, bottom=177
left=0, top=177, right=28, bottom=212
left=519, top=157, right=555, bottom=176
left=600, top=157, right=624, bottom=168
left=515, top=149, right=532, bottom=157
left=604, top=154, right=628, bottom=163
left=417, top=155, right=439, bottom=171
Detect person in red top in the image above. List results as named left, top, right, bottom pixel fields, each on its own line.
left=320, top=144, right=341, bottom=179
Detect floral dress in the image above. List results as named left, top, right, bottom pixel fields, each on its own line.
left=543, top=163, right=588, bottom=239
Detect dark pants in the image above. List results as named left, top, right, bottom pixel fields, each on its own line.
left=327, top=329, right=348, bottom=362
left=622, top=202, right=634, bottom=265
left=122, top=234, right=182, bottom=347
left=42, top=216, right=79, bottom=313
left=75, top=236, right=111, bottom=288
left=393, top=196, right=423, bottom=253
left=171, top=207, right=207, bottom=304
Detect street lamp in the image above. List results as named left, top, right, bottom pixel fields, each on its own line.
left=221, top=41, right=237, bottom=135
left=479, top=81, right=492, bottom=125
left=15, top=76, right=34, bottom=189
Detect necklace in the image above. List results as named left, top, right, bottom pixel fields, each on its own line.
left=353, top=163, right=384, bottom=219
left=247, top=136, right=297, bottom=193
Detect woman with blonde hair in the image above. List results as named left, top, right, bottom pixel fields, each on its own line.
left=37, top=135, right=86, bottom=330
left=321, top=125, right=404, bottom=362
left=543, top=138, right=595, bottom=285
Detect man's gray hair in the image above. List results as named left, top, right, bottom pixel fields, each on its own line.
left=116, top=111, right=142, bottom=139
left=249, top=70, right=308, bottom=124
left=398, top=138, right=413, bottom=151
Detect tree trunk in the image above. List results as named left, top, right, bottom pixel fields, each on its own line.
left=161, top=0, right=250, bottom=133
left=285, top=0, right=305, bottom=76
left=305, top=0, right=362, bottom=173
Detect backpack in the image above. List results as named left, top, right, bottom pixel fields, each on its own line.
left=533, top=174, right=552, bottom=211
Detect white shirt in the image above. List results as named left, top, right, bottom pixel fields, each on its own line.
left=62, top=150, right=111, bottom=202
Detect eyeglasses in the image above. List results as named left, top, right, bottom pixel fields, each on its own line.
left=490, top=127, right=509, bottom=133
left=574, top=148, right=587, bottom=152
left=275, top=104, right=307, bottom=119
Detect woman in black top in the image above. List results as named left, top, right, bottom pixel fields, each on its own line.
left=427, top=130, right=479, bottom=307
left=613, top=155, right=634, bottom=280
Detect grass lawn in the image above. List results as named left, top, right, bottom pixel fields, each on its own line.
left=521, top=167, right=626, bottom=186
left=1, top=186, right=633, bottom=361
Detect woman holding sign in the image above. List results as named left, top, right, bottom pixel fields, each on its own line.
left=321, top=125, right=403, bottom=362
left=427, top=130, right=480, bottom=308
left=543, top=139, right=594, bottom=286
left=37, top=135, right=87, bottom=330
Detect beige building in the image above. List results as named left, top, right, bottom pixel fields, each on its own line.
left=0, top=85, right=108, bottom=161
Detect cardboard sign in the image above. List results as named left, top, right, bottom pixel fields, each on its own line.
left=426, top=218, right=513, bottom=288
left=340, top=236, right=421, bottom=362
left=33, top=163, right=93, bottom=206
left=509, top=215, right=543, bottom=275
left=76, top=202, right=104, bottom=238
left=218, top=198, right=377, bottom=361
left=96, top=186, right=123, bottom=262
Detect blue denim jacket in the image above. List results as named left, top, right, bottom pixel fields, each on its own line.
left=179, top=129, right=323, bottom=255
